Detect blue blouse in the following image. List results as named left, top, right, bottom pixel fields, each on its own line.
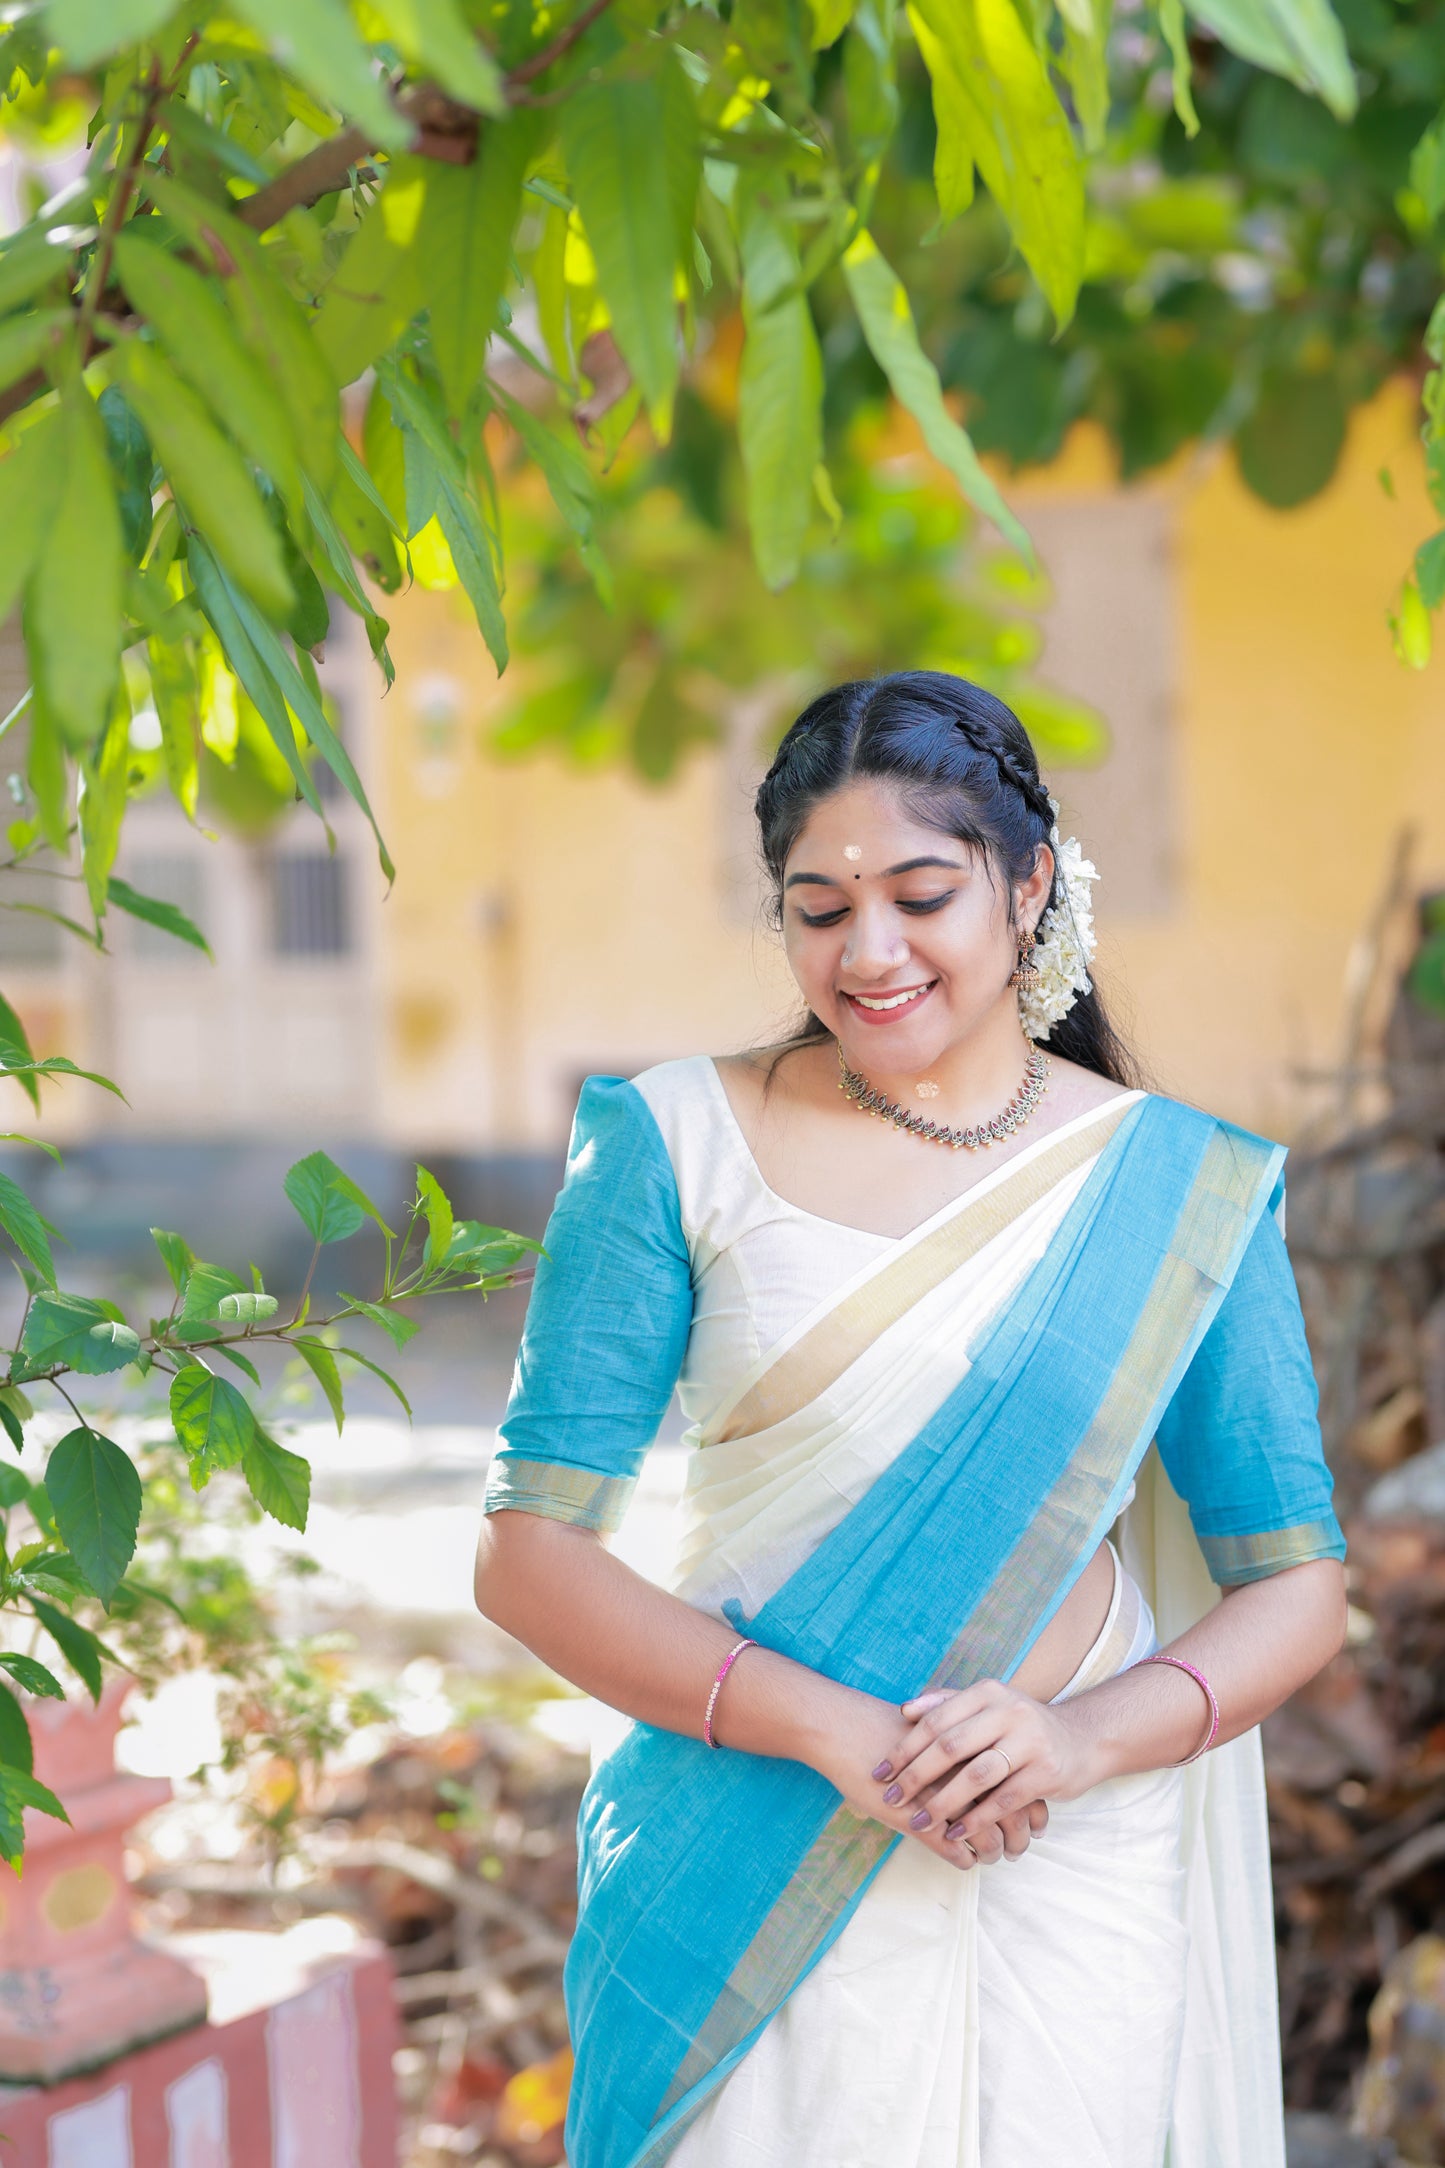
left=485, top=1076, right=1345, bottom=1588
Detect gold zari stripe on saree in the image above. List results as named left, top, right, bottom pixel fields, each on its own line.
left=711, top=1097, right=1140, bottom=1448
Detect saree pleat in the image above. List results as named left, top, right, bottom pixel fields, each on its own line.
left=564, top=1097, right=1296, bottom=2168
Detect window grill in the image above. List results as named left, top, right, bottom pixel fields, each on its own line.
left=268, top=851, right=351, bottom=958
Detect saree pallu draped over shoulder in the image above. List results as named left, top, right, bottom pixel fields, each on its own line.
left=560, top=1096, right=1298, bottom=2168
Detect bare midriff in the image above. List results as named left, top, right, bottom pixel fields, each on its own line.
left=1007, top=1539, right=1117, bottom=1704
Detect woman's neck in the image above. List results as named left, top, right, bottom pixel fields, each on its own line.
left=839, top=1003, right=1039, bottom=1128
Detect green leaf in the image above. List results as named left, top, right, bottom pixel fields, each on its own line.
left=201, top=560, right=395, bottom=878
left=1412, top=113, right=1445, bottom=227
left=214, top=1343, right=262, bottom=1387
left=42, top=1427, right=141, bottom=1605
left=283, top=1150, right=389, bottom=1243
left=1181, top=0, right=1355, bottom=120
left=0, top=225, right=78, bottom=316
left=0, top=1168, right=55, bottom=1285
left=113, top=231, right=303, bottom=520
left=908, top=0, right=1085, bottom=327
left=241, top=1428, right=310, bottom=1531
left=112, top=342, right=294, bottom=621
left=1236, top=365, right=1346, bottom=508
left=45, top=0, right=179, bottom=67
left=808, top=0, right=856, bottom=43
left=0, top=1392, right=25, bottom=1455
left=150, top=1226, right=194, bottom=1294
left=1156, top=0, right=1201, bottom=135
left=421, top=114, right=546, bottom=417
left=28, top=390, right=123, bottom=749
left=737, top=205, right=823, bottom=592
left=293, top=1336, right=344, bottom=1432
left=562, top=72, right=685, bottom=434
left=0, top=1682, right=32, bottom=1779
left=99, top=382, right=154, bottom=564
left=186, top=537, right=326, bottom=825
left=338, top=1294, right=419, bottom=1349
left=337, top=1344, right=412, bottom=1419
left=29, top=1597, right=104, bottom=1702
left=0, top=994, right=38, bottom=1114
left=492, top=386, right=608, bottom=596
left=177, top=1261, right=245, bottom=1335
left=416, top=1165, right=453, bottom=1269
left=147, top=637, right=200, bottom=819
left=306, top=465, right=398, bottom=658
left=0, top=309, right=70, bottom=398
left=0, top=1463, right=26, bottom=1507
left=231, top=0, right=410, bottom=146
left=1391, top=577, right=1432, bottom=671
left=1415, top=529, right=1445, bottom=610
left=19, top=1293, right=140, bottom=1377
left=368, top=0, right=507, bottom=113
left=0, top=1053, right=124, bottom=1101
left=77, top=704, right=130, bottom=922
left=842, top=230, right=1033, bottom=563
left=314, top=156, right=430, bottom=389
left=170, top=1363, right=254, bottom=1480
left=378, top=364, right=509, bottom=671
left=107, top=876, right=210, bottom=958
left=0, top=1654, right=62, bottom=1701
left=0, top=1757, right=68, bottom=1868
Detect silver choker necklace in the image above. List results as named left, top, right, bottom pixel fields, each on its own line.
left=836, top=1037, right=1051, bottom=1151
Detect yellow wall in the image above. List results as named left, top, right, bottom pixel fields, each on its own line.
left=1033, top=381, right=1444, bottom=1134
left=367, top=377, right=1445, bottom=1152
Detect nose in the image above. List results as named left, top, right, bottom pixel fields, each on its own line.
left=841, top=908, right=910, bottom=978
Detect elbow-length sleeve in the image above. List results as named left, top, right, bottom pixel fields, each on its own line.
left=483, top=1075, right=695, bottom=1536
left=1153, top=1178, right=1346, bottom=1587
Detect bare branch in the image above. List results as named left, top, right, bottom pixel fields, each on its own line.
left=506, top=0, right=616, bottom=86
left=236, top=122, right=376, bottom=231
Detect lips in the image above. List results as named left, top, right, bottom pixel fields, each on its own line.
left=840, top=979, right=938, bottom=1022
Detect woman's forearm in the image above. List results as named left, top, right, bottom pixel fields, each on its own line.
left=474, top=1508, right=853, bottom=1763
left=1063, top=1557, right=1348, bottom=1784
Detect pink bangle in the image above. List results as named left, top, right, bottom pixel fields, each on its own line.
left=1137, top=1653, right=1220, bottom=1764
left=703, top=1638, right=756, bottom=1749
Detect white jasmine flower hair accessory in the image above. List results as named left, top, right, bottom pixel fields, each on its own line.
left=1017, top=796, right=1099, bottom=1042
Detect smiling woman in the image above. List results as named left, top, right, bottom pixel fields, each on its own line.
left=473, top=671, right=1347, bottom=2168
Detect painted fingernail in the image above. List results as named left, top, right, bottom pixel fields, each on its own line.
left=871, top=1761, right=893, bottom=1781
left=910, top=1809, right=930, bottom=1830
left=883, top=1783, right=902, bottom=1805
left=945, top=1821, right=967, bottom=1841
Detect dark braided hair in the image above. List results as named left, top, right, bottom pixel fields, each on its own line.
left=754, top=671, right=1142, bottom=1088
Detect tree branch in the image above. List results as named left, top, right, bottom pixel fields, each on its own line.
left=0, top=0, right=620, bottom=432
left=506, top=0, right=615, bottom=86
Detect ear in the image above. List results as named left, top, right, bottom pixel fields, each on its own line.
left=1019, top=840, right=1054, bottom=927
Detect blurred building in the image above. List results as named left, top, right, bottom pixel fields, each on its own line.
left=13, top=381, right=1445, bottom=1250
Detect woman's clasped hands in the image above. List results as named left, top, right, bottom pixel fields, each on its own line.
left=807, top=1675, right=1108, bottom=1870
left=871, top=1676, right=1105, bottom=1865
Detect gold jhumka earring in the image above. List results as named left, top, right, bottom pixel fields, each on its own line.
left=1009, top=924, right=1041, bottom=992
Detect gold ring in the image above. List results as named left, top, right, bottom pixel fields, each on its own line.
left=995, top=1748, right=1013, bottom=1777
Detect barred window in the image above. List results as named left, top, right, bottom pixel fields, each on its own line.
left=268, top=852, right=351, bottom=958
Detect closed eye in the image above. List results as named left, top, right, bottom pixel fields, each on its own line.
left=898, top=892, right=955, bottom=914
left=798, top=906, right=848, bottom=928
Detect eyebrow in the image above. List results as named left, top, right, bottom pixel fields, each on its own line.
left=782, top=855, right=963, bottom=890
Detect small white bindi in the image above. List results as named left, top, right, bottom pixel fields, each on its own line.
left=843, top=845, right=862, bottom=861
left=915, top=1079, right=941, bottom=1100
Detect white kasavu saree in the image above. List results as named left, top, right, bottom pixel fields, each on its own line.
left=482, top=1057, right=1345, bottom=2168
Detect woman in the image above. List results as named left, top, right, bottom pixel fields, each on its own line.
left=474, top=672, right=1347, bottom=2168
